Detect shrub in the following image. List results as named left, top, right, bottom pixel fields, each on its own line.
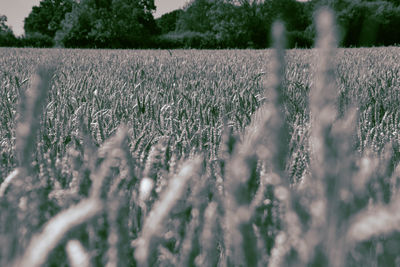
left=0, top=31, right=18, bottom=47
left=155, top=31, right=218, bottom=49
left=286, top=30, right=314, bottom=48
left=19, top=32, right=54, bottom=48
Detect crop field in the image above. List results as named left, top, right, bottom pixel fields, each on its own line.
left=1, top=12, right=400, bottom=267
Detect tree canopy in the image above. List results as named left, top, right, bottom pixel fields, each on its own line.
left=24, top=0, right=75, bottom=38
left=55, top=0, right=157, bottom=48
left=165, top=0, right=399, bottom=48
left=1, top=0, right=399, bottom=48
left=156, top=10, right=184, bottom=35
left=0, top=15, right=18, bottom=46
left=0, top=15, right=10, bottom=32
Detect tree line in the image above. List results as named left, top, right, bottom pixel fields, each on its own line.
left=1, top=0, right=399, bottom=49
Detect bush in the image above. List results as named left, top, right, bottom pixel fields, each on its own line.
left=20, top=33, right=54, bottom=48
left=155, top=31, right=218, bottom=49
left=0, top=31, right=18, bottom=47
left=286, top=30, right=314, bottom=48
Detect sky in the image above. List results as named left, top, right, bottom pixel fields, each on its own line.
left=0, top=0, right=190, bottom=36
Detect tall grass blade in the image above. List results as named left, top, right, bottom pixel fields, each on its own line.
left=15, top=198, right=102, bottom=267
left=347, top=197, right=400, bottom=243
left=16, top=65, right=54, bottom=175
left=66, top=239, right=91, bottom=267
left=134, top=157, right=202, bottom=266
left=0, top=169, right=19, bottom=198
left=308, top=8, right=359, bottom=267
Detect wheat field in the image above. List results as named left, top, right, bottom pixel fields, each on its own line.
left=1, top=10, right=400, bottom=267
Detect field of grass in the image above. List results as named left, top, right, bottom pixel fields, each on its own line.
left=1, top=11, right=400, bottom=267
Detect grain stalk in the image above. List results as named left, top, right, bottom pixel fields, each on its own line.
left=266, top=22, right=302, bottom=267
left=134, top=157, right=202, bottom=266
left=347, top=196, right=400, bottom=244
left=14, top=124, right=128, bottom=267
left=1, top=65, right=55, bottom=264
left=307, top=8, right=358, bottom=267
left=16, top=65, right=54, bottom=178
left=0, top=169, right=19, bottom=198
left=222, top=21, right=299, bottom=267
left=15, top=198, right=102, bottom=267
left=66, top=239, right=91, bottom=267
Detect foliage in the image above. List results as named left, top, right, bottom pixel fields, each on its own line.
left=155, top=9, right=183, bottom=34
left=0, top=31, right=17, bottom=47
left=54, top=1, right=98, bottom=48
left=55, top=0, right=157, bottom=48
left=335, top=0, right=400, bottom=46
left=0, top=15, right=18, bottom=47
left=171, top=0, right=400, bottom=48
left=176, top=0, right=214, bottom=33
left=286, top=30, right=314, bottom=48
left=20, top=32, right=55, bottom=47
left=207, top=0, right=252, bottom=48
left=156, top=31, right=218, bottom=48
left=173, top=0, right=314, bottom=48
left=24, top=0, right=75, bottom=38
left=10, top=0, right=400, bottom=48
left=175, top=0, right=259, bottom=47
left=0, top=15, right=11, bottom=32
left=1, top=14, right=56, bottom=48
left=111, top=0, right=158, bottom=48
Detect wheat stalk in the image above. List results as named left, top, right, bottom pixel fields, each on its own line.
left=16, top=65, right=54, bottom=176
left=0, top=169, right=19, bottom=198
left=66, top=239, right=91, bottom=267
left=347, top=197, right=400, bottom=244
left=15, top=198, right=102, bottom=267
left=134, top=157, right=202, bottom=266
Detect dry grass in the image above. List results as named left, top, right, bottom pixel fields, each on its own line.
left=1, top=7, right=400, bottom=267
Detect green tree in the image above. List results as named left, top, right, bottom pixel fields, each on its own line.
left=0, top=15, right=10, bottom=32
left=0, top=15, right=18, bottom=46
left=334, top=0, right=400, bottom=46
left=237, top=0, right=272, bottom=48
left=55, top=2, right=95, bottom=47
left=208, top=1, right=249, bottom=47
left=176, top=0, right=214, bottom=33
left=111, top=0, right=158, bottom=47
left=174, top=0, right=313, bottom=48
left=24, top=0, right=75, bottom=38
left=175, top=0, right=255, bottom=48
left=56, top=0, right=157, bottom=48
left=156, top=9, right=183, bottom=34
